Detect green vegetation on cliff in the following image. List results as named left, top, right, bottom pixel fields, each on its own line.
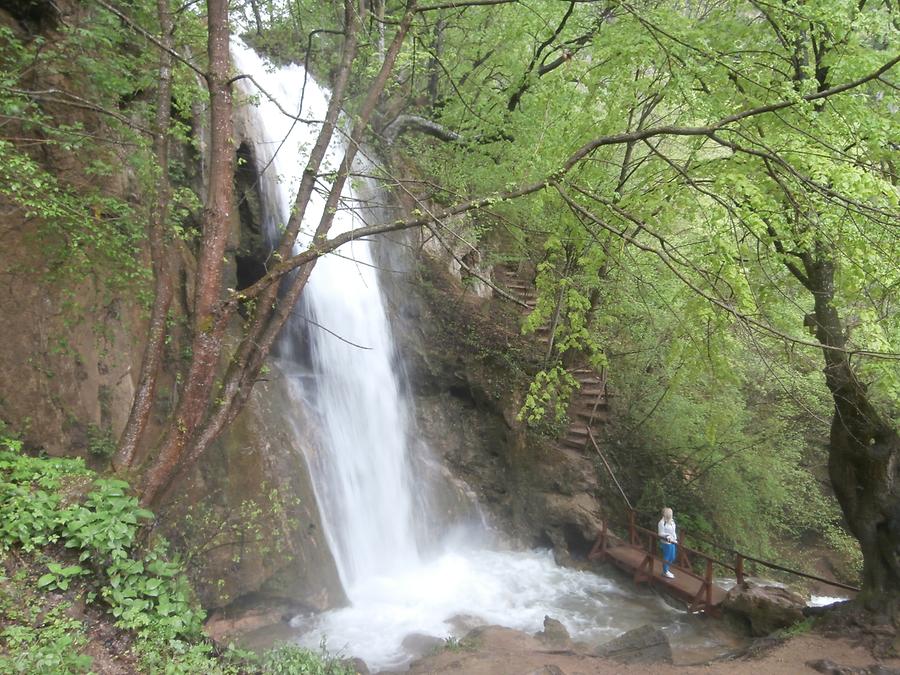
left=0, top=427, right=352, bottom=673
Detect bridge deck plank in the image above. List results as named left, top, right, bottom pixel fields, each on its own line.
left=603, top=545, right=728, bottom=607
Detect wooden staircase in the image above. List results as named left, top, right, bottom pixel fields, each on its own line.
left=493, top=263, right=610, bottom=452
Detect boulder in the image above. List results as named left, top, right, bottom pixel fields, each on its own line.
left=534, top=616, right=571, bottom=647
left=204, top=603, right=288, bottom=643
left=339, top=657, right=370, bottom=674
left=723, top=580, right=806, bottom=636
left=401, top=632, right=446, bottom=656
left=594, top=624, right=673, bottom=664
left=807, top=659, right=900, bottom=675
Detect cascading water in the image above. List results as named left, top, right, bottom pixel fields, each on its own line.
left=230, top=41, right=428, bottom=592
left=231, top=40, right=709, bottom=671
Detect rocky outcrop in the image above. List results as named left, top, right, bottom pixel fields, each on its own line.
left=593, top=624, right=673, bottom=664
left=158, top=363, right=345, bottom=613
left=0, top=6, right=144, bottom=461
left=723, top=580, right=807, bottom=636
left=394, top=255, right=606, bottom=559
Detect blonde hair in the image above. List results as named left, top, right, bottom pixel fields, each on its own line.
left=661, top=507, right=673, bottom=520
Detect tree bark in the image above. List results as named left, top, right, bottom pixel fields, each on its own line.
left=179, top=0, right=420, bottom=480
left=113, top=0, right=175, bottom=471
left=382, top=114, right=461, bottom=144
left=803, top=252, right=900, bottom=605
left=140, top=0, right=234, bottom=506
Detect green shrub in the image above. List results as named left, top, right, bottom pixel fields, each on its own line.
left=86, top=424, right=116, bottom=459
left=0, top=604, right=93, bottom=674
left=261, top=643, right=355, bottom=675
left=0, top=431, right=350, bottom=674
left=0, top=435, right=206, bottom=669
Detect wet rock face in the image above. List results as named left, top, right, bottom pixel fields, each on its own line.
left=158, top=365, right=345, bottom=614
left=723, top=580, right=807, bottom=636
left=390, top=254, right=606, bottom=559
left=593, top=624, right=673, bottom=664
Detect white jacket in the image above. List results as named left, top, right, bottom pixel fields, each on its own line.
left=658, top=518, right=677, bottom=543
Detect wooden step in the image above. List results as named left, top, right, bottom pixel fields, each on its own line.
left=579, top=388, right=608, bottom=398
left=574, top=408, right=609, bottom=423
left=561, top=435, right=588, bottom=449
left=573, top=402, right=609, bottom=415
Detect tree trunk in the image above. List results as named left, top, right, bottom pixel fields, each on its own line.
left=139, top=1, right=420, bottom=507
left=140, top=0, right=234, bottom=506
left=113, top=0, right=175, bottom=471
left=805, top=253, right=900, bottom=606
left=179, top=0, right=420, bottom=479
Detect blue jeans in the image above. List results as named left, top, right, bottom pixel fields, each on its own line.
left=660, top=542, right=676, bottom=573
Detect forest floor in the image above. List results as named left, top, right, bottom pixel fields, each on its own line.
left=398, top=624, right=900, bottom=675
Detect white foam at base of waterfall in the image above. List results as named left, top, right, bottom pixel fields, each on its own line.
left=290, top=546, right=691, bottom=670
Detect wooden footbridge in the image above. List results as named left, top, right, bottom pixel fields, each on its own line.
left=587, top=509, right=860, bottom=615
left=588, top=512, right=729, bottom=613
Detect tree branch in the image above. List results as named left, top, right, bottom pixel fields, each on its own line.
left=382, top=114, right=462, bottom=144
left=508, top=1, right=577, bottom=112
left=554, top=182, right=900, bottom=359
left=92, top=0, right=206, bottom=79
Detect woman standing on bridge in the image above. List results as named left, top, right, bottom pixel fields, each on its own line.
left=658, top=507, right=677, bottom=579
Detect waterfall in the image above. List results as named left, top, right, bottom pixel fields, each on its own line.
left=230, top=41, right=426, bottom=593
left=230, top=39, right=699, bottom=671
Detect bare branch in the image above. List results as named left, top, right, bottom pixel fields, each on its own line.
left=382, top=114, right=462, bottom=144
left=92, top=0, right=206, bottom=79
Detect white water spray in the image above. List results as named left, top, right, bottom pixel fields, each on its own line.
left=231, top=40, right=703, bottom=671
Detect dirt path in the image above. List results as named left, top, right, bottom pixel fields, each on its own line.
left=395, top=627, right=900, bottom=675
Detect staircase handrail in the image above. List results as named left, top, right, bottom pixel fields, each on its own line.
left=584, top=367, right=607, bottom=431
left=586, top=427, right=632, bottom=510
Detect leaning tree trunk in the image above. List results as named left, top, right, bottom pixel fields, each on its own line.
left=139, top=0, right=234, bottom=506
left=113, top=0, right=175, bottom=471
left=806, top=254, right=900, bottom=607
left=139, top=0, right=420, bottom=507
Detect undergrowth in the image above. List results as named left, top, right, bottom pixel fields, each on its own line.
left=0, top=430, right=354, bottom=674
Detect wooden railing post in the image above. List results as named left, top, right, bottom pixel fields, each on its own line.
left=629, top=509, right=636, bottom=546
left=736, top=554, right=744, bottom=586
left=599, top=518, right=607, bottom=559
left=705, top=558, right=713, bottom=608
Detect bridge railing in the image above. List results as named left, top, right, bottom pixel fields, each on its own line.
left=592, top=509, right=860, bottom=595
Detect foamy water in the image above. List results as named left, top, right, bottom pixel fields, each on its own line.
left=290, top=547, right=682, bottom=670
